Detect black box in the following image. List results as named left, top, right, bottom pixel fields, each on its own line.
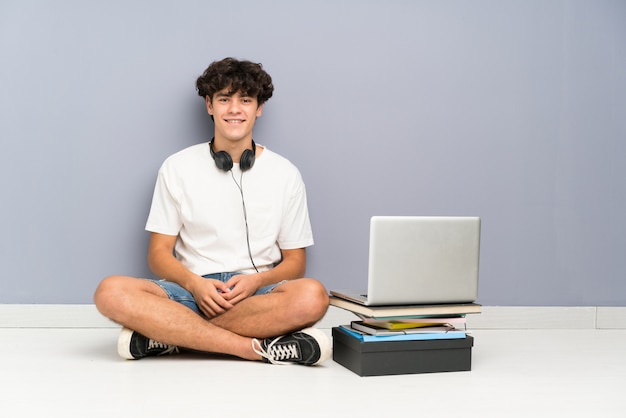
left=332, top=327, right=474, bottom=377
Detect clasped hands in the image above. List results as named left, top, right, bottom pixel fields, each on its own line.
left=190, top=274, right=261, bottom=318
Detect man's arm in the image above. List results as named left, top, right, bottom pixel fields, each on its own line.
left=147, top=232, right=195, bottom=286
left=147, top=232, right=234, bottom=316
left=259, top=247, right=307, bottom=283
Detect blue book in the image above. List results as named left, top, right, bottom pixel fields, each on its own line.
left=339, top=324, right=467, bottom=342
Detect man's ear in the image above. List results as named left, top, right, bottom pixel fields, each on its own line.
left=205, top=96, right=213, bottom=115
left=256, top=103, right=264, bottom=117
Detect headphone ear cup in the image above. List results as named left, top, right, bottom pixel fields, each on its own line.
left=213, top=151, right=233, bottom=171
left=209, top=138, right=255, bottom=172
left=239, top=149, right=255, bottom=171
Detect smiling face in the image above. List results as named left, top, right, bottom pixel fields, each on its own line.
left=206, top=89, right=263, bottom=145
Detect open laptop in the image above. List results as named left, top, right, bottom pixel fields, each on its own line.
left=330, top=216, right=480, bottom=306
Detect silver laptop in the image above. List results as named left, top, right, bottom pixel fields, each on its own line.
left=330, top=216, right=480, bottom=306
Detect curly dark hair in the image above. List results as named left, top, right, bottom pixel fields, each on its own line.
left=196, top=57, right=274, bottom=105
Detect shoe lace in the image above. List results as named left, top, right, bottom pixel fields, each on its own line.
left=252, top=337, right=299, bottom=365
left=148, top=339, right=179, bottom=356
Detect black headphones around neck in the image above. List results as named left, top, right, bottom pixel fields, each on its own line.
left=209, top=138, right=256, bottom=172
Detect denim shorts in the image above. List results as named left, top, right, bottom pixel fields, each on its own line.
left=147, top=272, right=285, bottom=315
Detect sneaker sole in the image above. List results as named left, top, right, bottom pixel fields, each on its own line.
left=117, top=327, right=137, bottom=360
left=300, top=327, right=332, bottom=365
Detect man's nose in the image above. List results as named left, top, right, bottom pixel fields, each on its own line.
left=227, top=100, right=241, bottom=113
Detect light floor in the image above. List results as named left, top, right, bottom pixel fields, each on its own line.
left=2, top=327, right=625, bottom=417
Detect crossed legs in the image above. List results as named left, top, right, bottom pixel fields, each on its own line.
left=93, top=275, right=330, bottom=361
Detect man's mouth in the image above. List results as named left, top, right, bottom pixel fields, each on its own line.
left=225, top=119, right=244, bottom=124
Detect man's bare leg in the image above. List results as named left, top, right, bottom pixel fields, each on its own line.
left=94, top=276, right=260, bottom=360
left=94, top=276, right=329, bottom=360
left=209, top=278, right=330, bottom=339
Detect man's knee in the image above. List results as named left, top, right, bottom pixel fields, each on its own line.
left=287, top=278, right=329, bottom=324
left=93, top=275, right=135, bottom=320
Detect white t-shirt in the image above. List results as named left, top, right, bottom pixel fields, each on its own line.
left=145, top=142, right=314, bottom=275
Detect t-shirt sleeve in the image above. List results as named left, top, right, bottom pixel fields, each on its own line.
left=277, top=170, right=314, bottom=249
left=145, top=166, right=182, bottom=236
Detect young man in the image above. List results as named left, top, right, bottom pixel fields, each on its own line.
left=94, top=58, right=331, bottom=366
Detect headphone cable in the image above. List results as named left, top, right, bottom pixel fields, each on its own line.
left=230, top=170, right=259, bottom=273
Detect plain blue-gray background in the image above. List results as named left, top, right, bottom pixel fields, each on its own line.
left=1, top=0, right=624, bottom=306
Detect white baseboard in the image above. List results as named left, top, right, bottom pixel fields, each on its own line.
left=0, top=304, right=117, bottom=328
left=1, top=304, right=625, bottom=329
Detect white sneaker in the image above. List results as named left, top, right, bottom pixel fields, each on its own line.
left=117, top=327, right=179, bottom=360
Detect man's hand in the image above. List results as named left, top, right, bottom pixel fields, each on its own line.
left=188, top=277, right=235, bottom=318
left=221, top=273, right=263, bottom=305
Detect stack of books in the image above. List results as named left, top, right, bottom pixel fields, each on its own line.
left=331, top=296, right=481, bottom=342
left=330, top=296, right=481, bottom=376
